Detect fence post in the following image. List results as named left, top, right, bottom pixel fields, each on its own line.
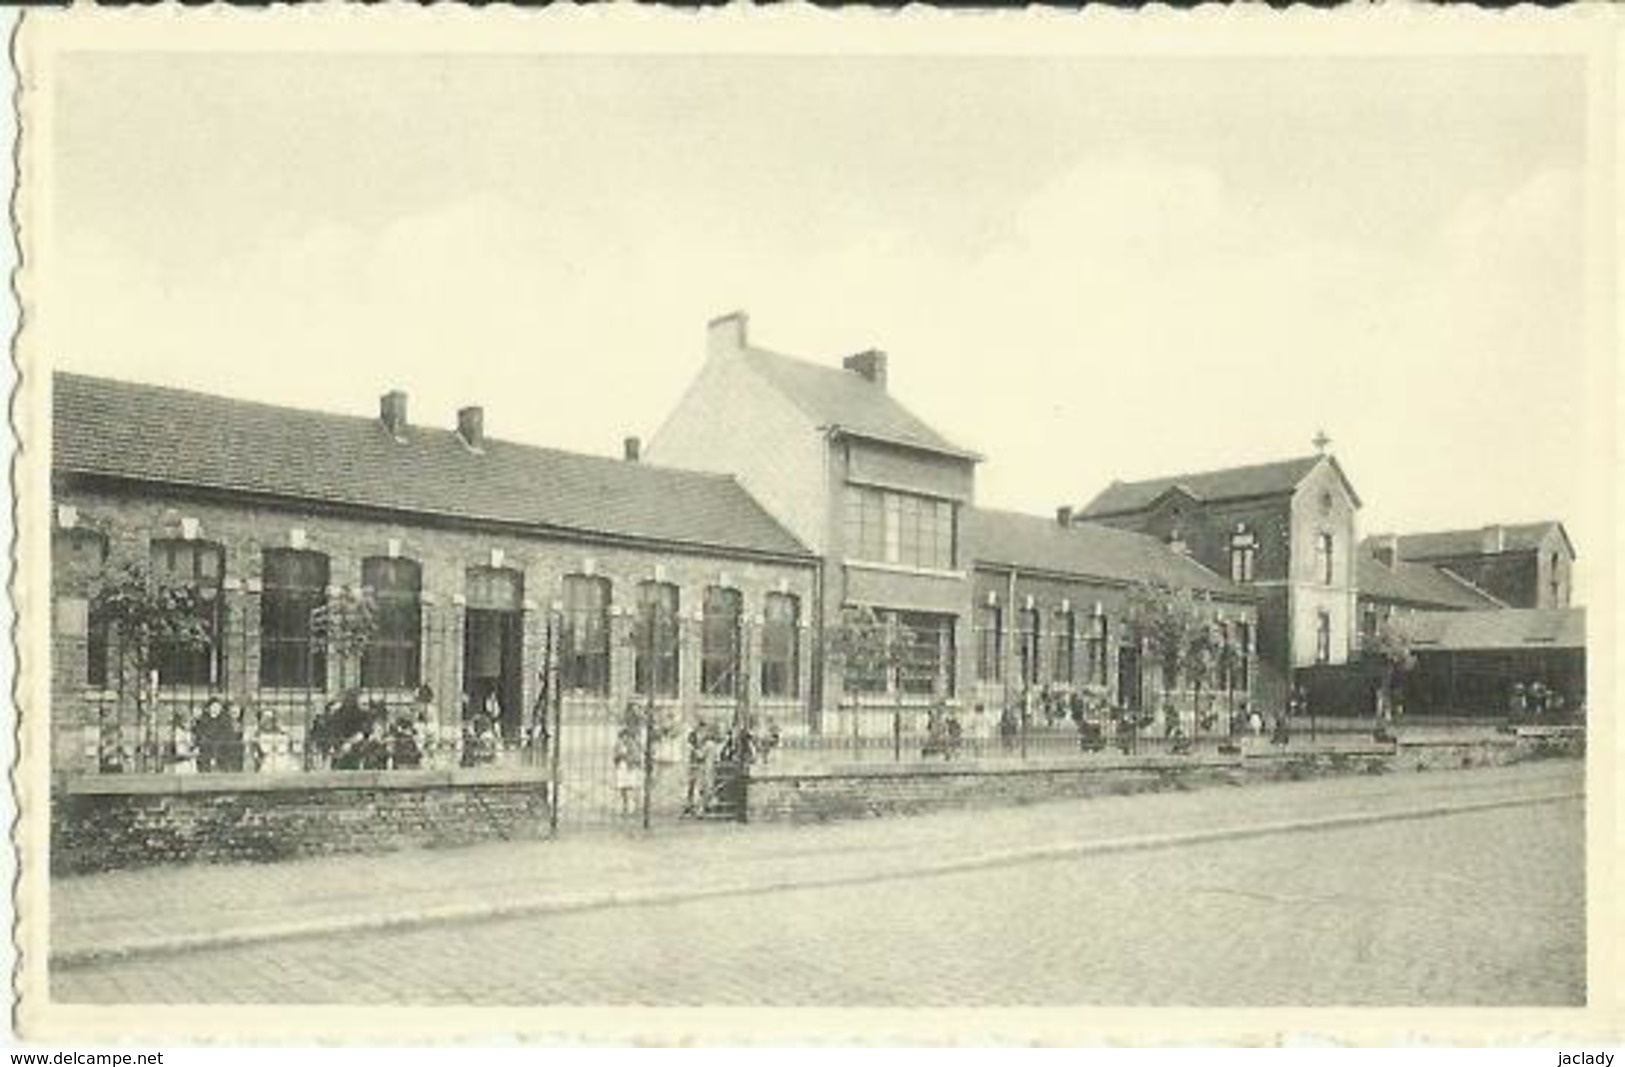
left=893, top=706, right=902, bottom=762
left=547, top=611, right=563, bottom=838
left=641, top=605, right=656, bottom=832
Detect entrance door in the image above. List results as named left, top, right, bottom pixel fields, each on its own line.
left=464, top=567, right=526, bottom=742
left=1117, top=645, right=1143, bottom=713
left=464, top=609, right=524, bottom=741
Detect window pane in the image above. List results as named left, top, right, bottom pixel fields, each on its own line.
left=701, top=587, right=742, bottom=696
left=761, top=593, right=800, bottom=699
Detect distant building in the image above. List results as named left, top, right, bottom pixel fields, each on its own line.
left=1365, top=522, right=1576, bottom=610
left=1071, top=453, right=1361, bottom=712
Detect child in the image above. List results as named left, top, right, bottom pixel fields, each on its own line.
left=613, top=730, right=640, bottom=816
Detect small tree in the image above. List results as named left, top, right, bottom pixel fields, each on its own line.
left=90, top=562, right=214, bottom=771
left=310, top=588, right=377, bottom=691
left=1366, top=614, right=1418, bottom=725
left=826, top=606, right=916, bottom=744
left=1124, top=579, right=1216, bottom=742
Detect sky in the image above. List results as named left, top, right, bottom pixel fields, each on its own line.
left=40, top=49, right=1599, bottom=576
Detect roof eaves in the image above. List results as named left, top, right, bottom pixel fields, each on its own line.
left=823, top=424, right=984, bottom=463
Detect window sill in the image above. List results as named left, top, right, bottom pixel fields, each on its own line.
left=842, top=559, right=966, bottom=581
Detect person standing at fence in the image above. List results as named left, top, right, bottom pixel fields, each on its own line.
left=613, top=728, right=639, bottom=817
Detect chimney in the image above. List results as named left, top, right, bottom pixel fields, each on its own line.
left=707, top=311, right=749, bottom=360
left=457, top=406, right=485, bottom=451
left=1373, top=534, right=1399, bottom=568
left=623, top=436, right=641, bottom=462
left=1481, top=524, right=1506, bottom=554
left=1056, top=505, right=1074, bottom=527
left=380, top=390, right=409, bottom=439
left=843, top=349, right=888, bottom=390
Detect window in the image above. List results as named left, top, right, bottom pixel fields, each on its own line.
left=976, top=604, right=1002, bottom=682
left=843, top=486, right=955, bottom=569
left=1315, top=610, right=1332, bottom=665
left=633, top=581, right=681, bottom=698
left=1229, top=529, right=1257, bottom=583
left=896, top=612, right=955, bottom=697
left=1315, top=532, right=1335, bottom=585
left=761, top=593, right=800, bottom=699
left=149, top=539, right=225, bottom=687
left=1233, top=622, right=1251, bottom=691
left=260, top=549, right=329, bottom=689
left=701, top=586, right=743, bottom=697
left=1549, top=553, right=1562, bottom=606
left=466, top=566, right=523, bottom=612
left=361, top=557, right=422, bottom=689
left=561, top=575, right=612, bottom=695
left=1052, top=608, right=1076, bottom=684
left=1360, top=604, right=1379, bottom=648
left=1018, top=607, right=1041, bottom=687
left=1087, top=613, right=1110, bottom=686
left=61, top=531, right=111, bottom=686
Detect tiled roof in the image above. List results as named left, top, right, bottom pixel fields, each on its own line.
left=1405, top=607, right=1585, bottom=651
left=741, top=347, right=977, bottom=459
left=1079, top=455, right=1346, bottom=518
left=1356, top=541, right=1504, bottom=611
left=969, top=508, right=1249, bottom=599
left=1390, top=522, right=1571, bottom=561
left=53, top=372, right=812, bottom=560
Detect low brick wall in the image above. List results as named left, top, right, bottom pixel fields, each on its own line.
left=51, top=767, right=553, bottom=876
left=744, top=737, right=1573, bottom=826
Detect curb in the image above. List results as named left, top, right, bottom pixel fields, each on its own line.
left=49, top=786, right=1582, bottom=970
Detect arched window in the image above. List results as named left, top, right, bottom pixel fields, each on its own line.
left=1087, top=613, right=1110, bottom=687
left=701, top=586, right=743, bottom=697
left=633, top=581, right=680, bottom=698
left=261, top=549, right=330, bottom=689
left=561, top=574, right=612, bottom=695
left=1018, top=606, right=1041, bottom=687
left=1315, top=532, right=1335, bottom=586
left=1052, top=607, right=1076, bottom=684
left=976, top=604, right=1002, bottom=683
left=361, top=557, right=422, bottom=690
left=1315, top=610, right=1332, bottom=664
left=761, top=593, right=801, bottom=699
left=149, top=538, right=226, bottom=687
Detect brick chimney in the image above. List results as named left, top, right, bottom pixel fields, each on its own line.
left=380, top=390, right=409, bottom=439
left=1056, top=506, right=1074, bottom=527
left=707, top=311, right=749, bottom=360
left=623, top=436, right=641, bottom=462
left=1481, top=524, right=1506, bottom=553
left=843, top=349, right=888, bottom=390
left=1373, top=534, right=1399, bottom=568
left=457, top=406, right=485, bottom=451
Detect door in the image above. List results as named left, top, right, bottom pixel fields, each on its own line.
left=1117, top=645, right=1143, bottom=713
left=464, top=609, right=524, bottom=741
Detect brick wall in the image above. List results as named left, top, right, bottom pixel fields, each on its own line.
left=51, top=769, right=554, bottom=876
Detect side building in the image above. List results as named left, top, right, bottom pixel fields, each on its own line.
left=1368, top=522, right=1576, bottom=610
left=1071, top=454, right=1361, bottom=714
left=51, top=372, right=817, bottom=777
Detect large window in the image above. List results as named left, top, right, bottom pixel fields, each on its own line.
left=1087, top=613, right=1110, bottom=687
left=701, top=586, right=743, bottom=697
left=1229, top=529, right=1257, bottom=583
left=1315, top=532, right=1335, bottom=585
left=844, top=486, right=955, bottom=570
left=1018, top=607, right=1041, bottom=688
left=561, top=575, right=612, bottom=695
left=633, top=581, right=680, bottom=698
left=761, top=592, right=801, bottom=699
left=62, top=531, right=111, bottom=686
left=361, top=557, right=422, bottom=690
left=149, top=539, right=225, bottom=687
left=897, top=612, right=955, bottom=697
left=976, top=605, right=1002, bottom=682
left=1234, top=621, right=1251, bottom=691
left=1314, top=611, right=1332, bottom=665
left=260, top=549, right=329, bottom=689
left=1051, top=608, right=1076, bottom=684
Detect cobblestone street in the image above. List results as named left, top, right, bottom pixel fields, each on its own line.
left=52, top=772, right=1584, bottom=1007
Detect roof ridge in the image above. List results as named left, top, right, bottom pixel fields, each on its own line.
left=54, top=370, right=746, bottom=486
left=1108, top=453, right=1322, bottom=490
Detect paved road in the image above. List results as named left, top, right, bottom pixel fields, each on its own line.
left=53, top=794, right=1582, bottom=1007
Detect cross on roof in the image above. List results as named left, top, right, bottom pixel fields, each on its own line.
left=1312, top=429, right=1332, bottom=455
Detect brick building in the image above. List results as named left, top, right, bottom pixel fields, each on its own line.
left=648, top=313, right=1259, bottom=733
left=1365, top=522, right=1576, bottom=611
left=51, top=372, right=817, bottom=777
left=1072, top=454, right=1361, bottom=713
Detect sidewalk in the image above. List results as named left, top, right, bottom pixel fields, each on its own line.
left=51, top=760, right=1582, bottom=967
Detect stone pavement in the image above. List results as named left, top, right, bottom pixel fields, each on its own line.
left=51, top=760, right=1582, bottom=967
